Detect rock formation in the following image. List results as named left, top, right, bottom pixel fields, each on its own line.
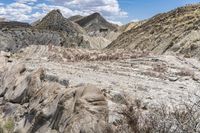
left=0, top=63, right=111, bottom=133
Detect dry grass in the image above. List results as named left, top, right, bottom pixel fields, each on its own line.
left=48, top=46, right=150, bottom=62
left=114, top=94, right=200, bottom=133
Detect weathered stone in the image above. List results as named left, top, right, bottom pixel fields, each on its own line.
left=0, top=64, right=111, bottom=133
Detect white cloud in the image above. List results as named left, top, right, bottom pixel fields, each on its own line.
left=63, top=0, right=127, bottom=17
left=0, top=2, right=33, bottom=21
left=0, top=0, right=128, bottom=23
left=16, top=0, right=37, bottom=4
left=49, top=0, right=127, bottom=22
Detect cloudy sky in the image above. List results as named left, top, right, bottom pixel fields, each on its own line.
left=0, top=0, right=200, bottom=25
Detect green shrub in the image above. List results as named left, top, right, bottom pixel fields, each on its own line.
left=4, top=118, right=14, bottom=133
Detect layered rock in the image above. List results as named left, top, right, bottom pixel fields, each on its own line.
left=0, top=64, right=111, bottom=133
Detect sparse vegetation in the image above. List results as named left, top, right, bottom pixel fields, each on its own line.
left=4, top=117, right=15, bottom=133
left=47, top=46, right=150, bottom=62
left=0, top=117, right=15, bottom=133
left=114, top=95, right=200, bottom=133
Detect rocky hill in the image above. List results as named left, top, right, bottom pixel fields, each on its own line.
left=75, top=12, right=118, bottom=34
left=107, top=4, right=200, bottom=58
left=0, top=10, right=95, bottom=52
left=34, top=9, right=85, bottom=34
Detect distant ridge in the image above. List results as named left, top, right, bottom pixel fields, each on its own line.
left=75, top=12, right=118, bottom=33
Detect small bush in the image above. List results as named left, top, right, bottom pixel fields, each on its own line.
left=152, top=63, right=167, bottom=73
left=176, top=68, right=194, bottom=77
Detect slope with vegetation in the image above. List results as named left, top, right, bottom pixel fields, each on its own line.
left=108, top=4, right=200, bottom=58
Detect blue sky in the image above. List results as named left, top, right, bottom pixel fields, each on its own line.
left=0, top=0, right=200, bottom=24
left=119, top=0, right=200, bottom=23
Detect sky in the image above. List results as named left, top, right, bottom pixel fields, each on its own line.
left=0, top=0, right=200, bottom=25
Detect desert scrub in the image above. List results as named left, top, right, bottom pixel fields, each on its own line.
left=114, top=94, right=200, bottom=133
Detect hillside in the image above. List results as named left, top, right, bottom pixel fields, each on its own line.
left=75, top=12, right=118, bottom=33
left=34, top=9, right=85, bottom=34
left=107, top=4, right=200, bottom=58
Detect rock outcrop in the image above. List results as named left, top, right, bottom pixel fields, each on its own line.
left=0, top=64, right=111, bottom=133
left=107, top=4, right=200, bottom=58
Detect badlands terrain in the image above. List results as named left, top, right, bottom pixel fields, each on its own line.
left=1, top=3, right=200, bottom=133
